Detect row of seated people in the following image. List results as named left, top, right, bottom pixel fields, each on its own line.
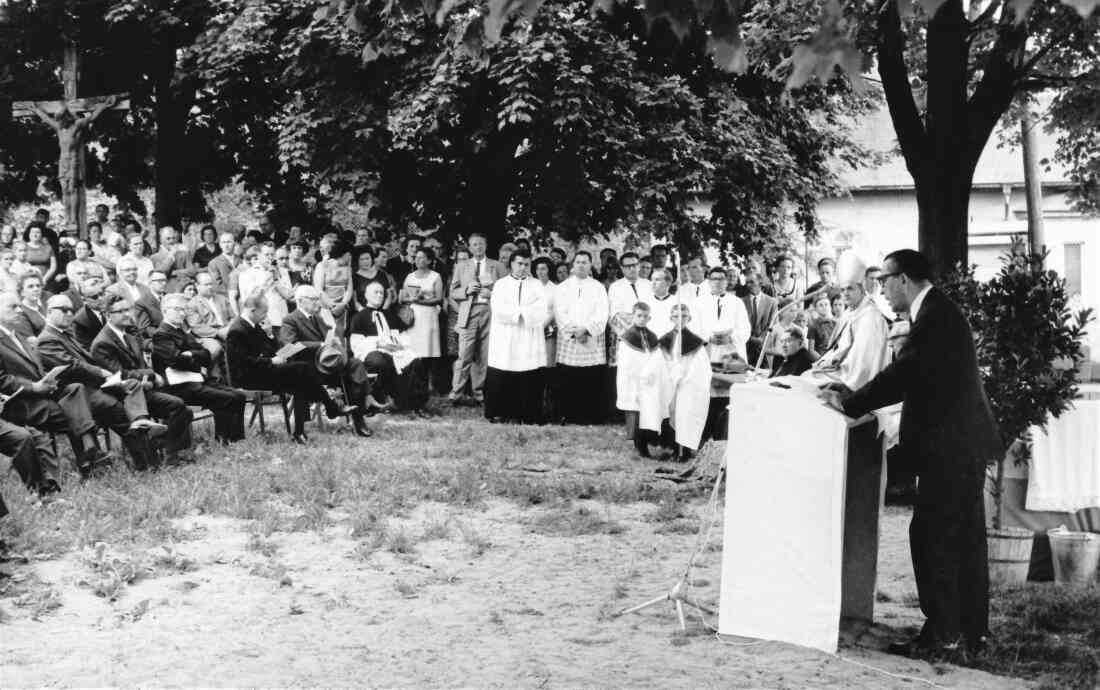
left=0, top=278, right=430, bottom=509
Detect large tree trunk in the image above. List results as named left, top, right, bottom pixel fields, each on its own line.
left=877, top=0, right=1026, bottom=278
left=152, top=46, right=183, bottom=232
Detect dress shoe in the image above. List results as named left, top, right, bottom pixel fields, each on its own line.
left=79, top=449, right=114, bottom=478
left=37, top=479, right=61, bottom=497
left=352, top=421, right=373, bottom=438
left=130, top=418, right=169, bottom=438
left=164, top=451, right=197, bottom=467
left=290, top=432, right=309, bottom=445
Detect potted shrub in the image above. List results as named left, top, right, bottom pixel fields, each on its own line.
left=943, top=246, right=1093, bottom=585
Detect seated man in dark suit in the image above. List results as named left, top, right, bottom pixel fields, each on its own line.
left=72, top=278, right=108, bottom=350
left=0, top=414, right=62, bottom=498
left=91, top=293, right=195, bottom=465
left=279, top=285, right=371, bottom=437
left=35, top=295, right=167, bottom=470
left=132, top=271, right=166, bottom=343
left=0, top=292, right=112, bottom=476
left=226, top=293, right=356, bottom=443
left=769, top=326, right=816, bottom=378
left=151, top=293, right=245, bottom=444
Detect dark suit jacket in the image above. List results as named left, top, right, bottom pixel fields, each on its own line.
left=225, top=317, right=277, bottom=388
left=741, top=292, right=778, bottom=339
left=91, top=326, right=155, bottom=380
left=35, top=325, right=107, bottom=387
left=770, top=348, right=816, bottom=378
left=844, top=287, right=1002, bottom=476
left=72, top=306, right=106, bottom=351
left=152, top=322, right=213, bottom=375
left=279, top=309, right=329, bottom=354
left=11, top=303, right=46, bottom=341
left=0, top=329, right=46, bottom=389
left=133, top=293, right=164, bottom=341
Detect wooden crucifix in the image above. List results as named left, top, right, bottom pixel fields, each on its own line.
left=10, top=40, right=128, bottom=237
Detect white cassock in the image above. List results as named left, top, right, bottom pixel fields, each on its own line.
left=678, top=282, right=708, bottom=307
left=695, top=292, right=752, bottom=362
left=616, top=327, right=671, bottom=432
left=488, top=275, right=548, bottom=371
left=648, top=293, right=677, bottom=338
left=661, top=328, right=712, bottom=451
left=607, top=278, right=654, bottom=324
left=553, top=276, right=609, bottom=366
left=806, top=295, right=890, bottom=390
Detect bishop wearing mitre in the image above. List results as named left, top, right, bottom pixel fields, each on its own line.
left=484, top=250, right=549, bottom=424
left=806, top=251, right=890, bottom=391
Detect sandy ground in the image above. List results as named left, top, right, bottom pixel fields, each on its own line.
left=0, top=490, right=1026, bottom=689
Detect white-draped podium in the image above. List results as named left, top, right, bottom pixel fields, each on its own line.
left=717, top=381, right=884, bottom=653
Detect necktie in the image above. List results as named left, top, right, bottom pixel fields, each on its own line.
left=474, top=261, right=482, bottom=285
left=630, top=282, right=638, bottom=299
left=717, top=298, right=722, bottom=320
left=374, top=311, right=388, bottom=342
left=749, top=296, right=758, bottom=327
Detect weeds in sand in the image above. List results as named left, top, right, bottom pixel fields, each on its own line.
left=247, top=532, right=280, bottom=558
left=383, top=522, right=417, bottom=555
left=394, top=579, right=418, bottom=598
left=2, top=572, right=63, bottom=621
left=81, top=542, right=147, bottom=601
left=527, top=503, right=626, bottom=537
left=151, top=545, right=198, bottom=575
left=420, top=514, right=453, bottom=541
left=456, top=520, right=492, bottom=557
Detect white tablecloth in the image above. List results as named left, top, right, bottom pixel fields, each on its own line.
left=1026, top=397, right=1100, bottom=513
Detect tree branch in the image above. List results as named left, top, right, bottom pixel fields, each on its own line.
left=966, top=21, right=1028, bottom=164
left=876, top=0, right=927, bottom=183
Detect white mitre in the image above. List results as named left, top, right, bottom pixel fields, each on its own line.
left=835, top=250, right=869, bottom=288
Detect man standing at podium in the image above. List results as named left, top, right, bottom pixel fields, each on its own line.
left=821, top=249, right=1001, bottom=660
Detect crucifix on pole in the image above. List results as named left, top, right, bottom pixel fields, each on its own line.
left=10, top=38, right=129, bottom=238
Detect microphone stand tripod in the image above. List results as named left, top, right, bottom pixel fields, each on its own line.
left=613, top=460, right=724, bottom=631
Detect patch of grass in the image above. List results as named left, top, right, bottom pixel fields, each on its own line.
left=456, top=520, right=492, bottom=557
left=0, top=572, right=63, bottom=621
left=382, top=521, right=417, bottom=555
left=420, top=514, right=453, bottom=541
left=527, top=503, right=626, bottom=537
left=81, top=542, right=148, bottom=602
left=653, top=519, right=700, bottom=535
left=974, top=583, right=1100, bottom=689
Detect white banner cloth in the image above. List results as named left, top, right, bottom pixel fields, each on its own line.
left=719, top=382, right=850, bottom=653
left=1027, top=399, right=1100, bottom=512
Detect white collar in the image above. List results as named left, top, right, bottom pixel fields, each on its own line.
left=909, top=284, right=933, bottom=322
left=242, top=315, right=256, bottom=328
left=108, top=323, right=128, bottom=341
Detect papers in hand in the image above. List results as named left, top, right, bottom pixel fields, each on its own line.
left=42, top=365, right=69, bottom=382
left=275, top=342, right=307, bottom=360
left=100, top=371, right=126, bottom=390
left=165, top=367, right=204, bottom=385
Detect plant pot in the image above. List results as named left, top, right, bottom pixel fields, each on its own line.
left=1047, top=529, right=1100, bottom=585
left=987, top=526, right=1033, bottom=586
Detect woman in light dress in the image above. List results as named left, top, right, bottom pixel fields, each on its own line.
left=400, top=247, right=443, bottom=360
left=312, top=234, right=353, bottom=331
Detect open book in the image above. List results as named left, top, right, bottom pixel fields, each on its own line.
left=165, top=367, right=204, bottom=386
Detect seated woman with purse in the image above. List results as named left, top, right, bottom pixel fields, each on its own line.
left=348, top=281, right=430, bottom=416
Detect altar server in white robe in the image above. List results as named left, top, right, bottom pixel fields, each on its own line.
left=807, top=251, right=890, bottom=391
left=554, top=251, right=609, bottom=424
left=485, top=251, right=548, bottom=424
left=647, top=268, right=677, bottom=337
left=616, top=302, right=669, bottom=458
left=660, top=303, right=712, bottom=460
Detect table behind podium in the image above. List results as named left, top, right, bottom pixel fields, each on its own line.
left=717, top=381, right=884, bottom=653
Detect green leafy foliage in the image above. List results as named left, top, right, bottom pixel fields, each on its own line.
left=942, top=247, right=1093, bottom=525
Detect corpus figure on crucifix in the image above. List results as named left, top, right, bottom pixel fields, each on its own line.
left=26, top=95, right=118, bottom=234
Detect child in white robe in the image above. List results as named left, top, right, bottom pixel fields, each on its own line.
left=616, top=302, right=667, bottom=458
left=659, top=304, right=712, bottom=460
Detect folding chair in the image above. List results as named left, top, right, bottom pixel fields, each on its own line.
left=222, top=351, right=291, bottom=435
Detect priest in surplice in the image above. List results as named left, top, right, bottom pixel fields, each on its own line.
left=484, top=250, right=549, bottom=424
left=805, top=251, right=891, bottom=391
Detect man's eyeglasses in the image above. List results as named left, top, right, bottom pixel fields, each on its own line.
left=621, top=262, right=638, bottom=269
left=109, top=307, right=131, bottom=315
left=875, top=272, right=900, bottom=285
left=50, top=306, right=74, bottom=313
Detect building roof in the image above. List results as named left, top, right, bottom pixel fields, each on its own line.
left=838, top=104, right=1072, bottom=190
